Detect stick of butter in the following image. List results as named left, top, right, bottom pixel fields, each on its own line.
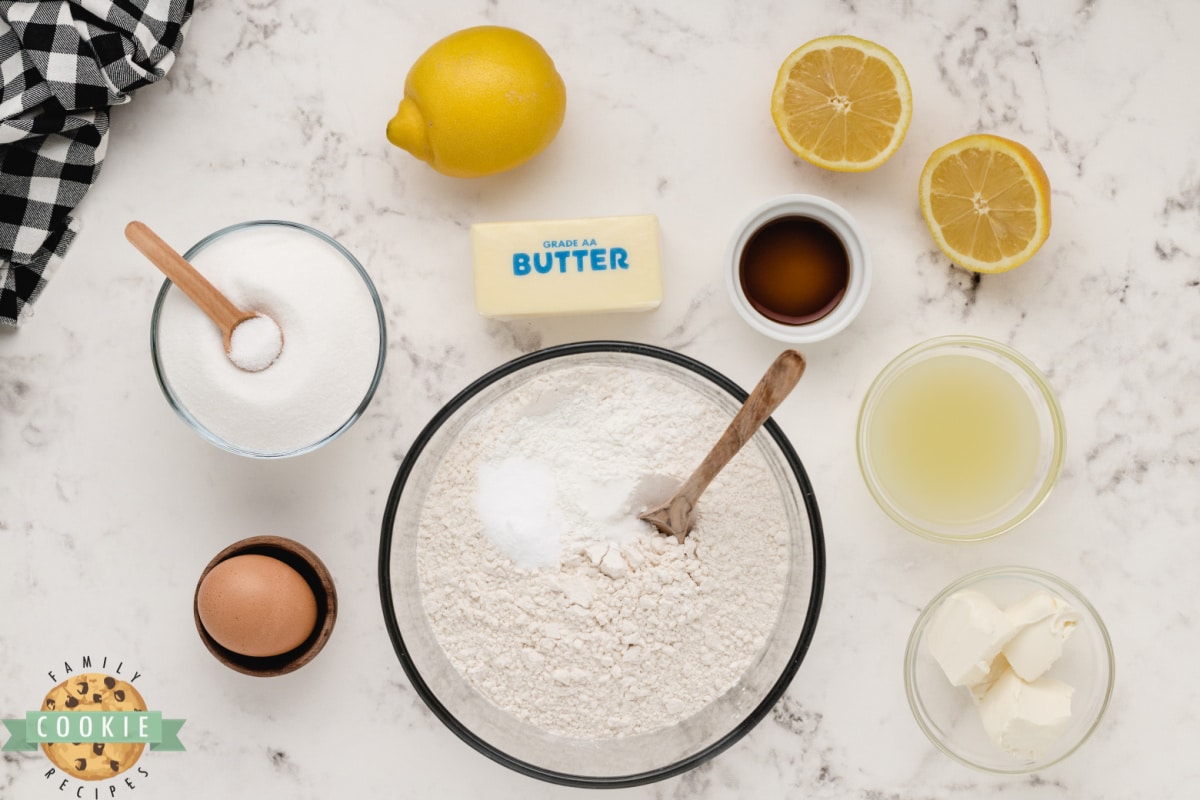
left=471, top=214, right=663, bottom=318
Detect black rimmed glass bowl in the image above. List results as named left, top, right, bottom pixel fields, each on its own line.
left=379, top=341, right=824, bottom=787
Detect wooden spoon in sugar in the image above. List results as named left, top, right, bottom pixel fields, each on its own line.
left=126, top=221, right=282, bottom=372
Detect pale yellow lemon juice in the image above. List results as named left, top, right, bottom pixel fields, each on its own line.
left=858, top=337, right=1064, bottom=540
left=870, top=354, right=1038, bottom=522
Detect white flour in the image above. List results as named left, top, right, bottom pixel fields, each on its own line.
left=417, top=363, right=790, bottom=738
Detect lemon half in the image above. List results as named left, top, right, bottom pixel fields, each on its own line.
left=919, top=134, right=1052, bottom=273
left=771, top=35, right=912, bottom=172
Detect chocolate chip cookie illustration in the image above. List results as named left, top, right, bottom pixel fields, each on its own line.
left=40, top=673, right=146, bottom=780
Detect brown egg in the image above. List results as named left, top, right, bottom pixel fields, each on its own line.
left=196, top=554, right=318, bottom=658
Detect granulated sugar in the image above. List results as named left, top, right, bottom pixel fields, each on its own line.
left=228, top=314, right=283, bottom=372
left=417, top=363, right=790, bottom=738
left=155, top=225, right=380, bottom=454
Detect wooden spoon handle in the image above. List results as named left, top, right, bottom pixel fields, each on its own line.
left=125, top=221, right=246, bottom=338
left=675, top=349, right=807, bottom=503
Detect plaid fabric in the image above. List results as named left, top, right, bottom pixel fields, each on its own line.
left=0, top=0, right=192, bottom=326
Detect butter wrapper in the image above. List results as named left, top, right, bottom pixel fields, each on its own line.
left=471, top=214, right=663, bottom=318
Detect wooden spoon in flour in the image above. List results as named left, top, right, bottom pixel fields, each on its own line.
left=639, top=349, right=806, bottom=543
left=126, top=221, right=283, bottom=372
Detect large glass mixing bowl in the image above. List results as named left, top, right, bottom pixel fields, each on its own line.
left=379, top=341, right=824, bottom=787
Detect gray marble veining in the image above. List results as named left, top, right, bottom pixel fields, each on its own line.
left=2, top=0, right=1198, bottom=797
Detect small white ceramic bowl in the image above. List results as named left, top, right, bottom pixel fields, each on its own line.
left=725, top=194, right=871, bottom=343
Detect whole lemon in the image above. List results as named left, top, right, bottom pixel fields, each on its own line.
left=386, top=26, right=567, bottom=178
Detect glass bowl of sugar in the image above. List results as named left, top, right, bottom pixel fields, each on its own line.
left=379, top=341, right=825, bottom=787
left=150, top=220, right=386, bottom=458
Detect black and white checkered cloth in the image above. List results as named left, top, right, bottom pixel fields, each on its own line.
left=0, top=0, right=192, bottom=326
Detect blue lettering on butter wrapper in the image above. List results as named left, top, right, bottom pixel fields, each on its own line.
left=512, top=247, right=631, bottom=277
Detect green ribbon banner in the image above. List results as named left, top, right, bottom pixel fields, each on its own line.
left=2, top=712, right=185, bottom=752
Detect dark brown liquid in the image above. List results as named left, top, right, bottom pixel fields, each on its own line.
left=739, top=216, right=850, bottom=325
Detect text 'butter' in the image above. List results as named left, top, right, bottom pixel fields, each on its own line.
left=471, top=214, right=663, bottom=318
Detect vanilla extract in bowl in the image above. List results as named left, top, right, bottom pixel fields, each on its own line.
left=738, top=215, right=850, bottom=325
left=725, top=194, right=870, bottom=344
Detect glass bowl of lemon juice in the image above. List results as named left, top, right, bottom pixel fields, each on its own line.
left=857, top=336, right=1065, bottom=542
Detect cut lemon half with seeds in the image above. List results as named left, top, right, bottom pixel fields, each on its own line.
left=920, top=134, right=1051, bottom=273
left=771, top=35, right=912, bottom=172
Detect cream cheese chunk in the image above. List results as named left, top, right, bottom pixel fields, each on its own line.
left=967, top=653, right=1011, bottom=704
left=471, top=214, right=663, bottom=318
left=976, top=668, right=1074, bottom=760
left=925, top=586, right=1082, bottom=762
left=925, top=589, right=1017, bottom=686
left=1002, top=590, right=1081, bottom=681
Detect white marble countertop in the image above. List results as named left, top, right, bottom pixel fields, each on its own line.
left=3, top=1, right=1198, bottom=797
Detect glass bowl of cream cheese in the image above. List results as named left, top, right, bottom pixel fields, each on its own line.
left=905, top=565, right=1115, bottom=773
left=150, top=220, right=386, bottom=458
left=379, top=341, right=825, bottom=787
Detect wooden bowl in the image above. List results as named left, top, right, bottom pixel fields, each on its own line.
left=194, top=535, right=337, bottom=677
